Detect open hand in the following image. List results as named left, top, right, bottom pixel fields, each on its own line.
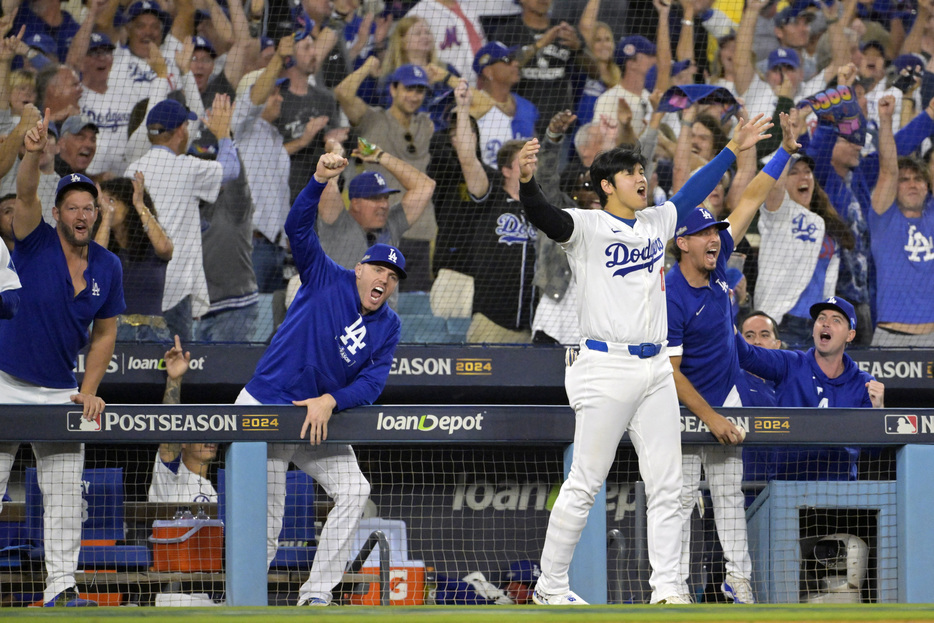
left=729, top=113, right=772, bottom=153
left=518, top=138, right=540, bottom=183
left=779, top=109, right=802, bottom=153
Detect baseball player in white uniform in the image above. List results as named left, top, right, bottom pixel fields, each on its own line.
left=517, top=114, right=772, bottom=605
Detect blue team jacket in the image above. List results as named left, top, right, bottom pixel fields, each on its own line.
left=245, top=178, right=401, bottom=410
left=735, top=333, right=873, bottom=408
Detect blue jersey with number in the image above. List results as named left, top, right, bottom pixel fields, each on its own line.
left=665, top=228, right=741, bottom=407
left=245, top=178, right=401, bottom=410
left=735, top=333, right=873, bottom=407
left=0, top=222, right=124, bottom=388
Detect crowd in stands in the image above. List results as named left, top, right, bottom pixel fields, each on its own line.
left=0, top=0, right=932, bottom=347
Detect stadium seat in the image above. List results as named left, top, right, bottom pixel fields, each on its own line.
left=24, top=468, right=151, bottom=570
left=396, top=292, right=432, bottom=316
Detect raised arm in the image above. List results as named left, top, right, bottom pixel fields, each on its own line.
left=221, top=0, right=257, bottom=90
left=734, top=0, right=767, bottom=97
left=728, top=110, right=800, bottom=241
left=162, top=334, right=190, bottom=406
left=871, top=94, right=898, bottom=215
left=334, top=54, right=377, bottom=126
left=579, top=0, right=600, bottom=50
left=132, top=171, right=173, bottom=260
left=451, top=79, right=489, bottom=198
left=13, top=105, right=46, bottom=240
left=654, top=0, right=673, bottom=95
left=518, top=139, right=575, bottom=243
left=353, top=143, right=436, bottom=227
left=171, top=0, right=196, bottom=43
left=539, top=110, right=577, bottom=203
left=65, top=0, right=108, bottom=69
left=250, top=36, right=289, bottom=106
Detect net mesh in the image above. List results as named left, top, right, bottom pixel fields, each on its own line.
left=0, top=0, right=925, bottom=346
left=0, top=0, right=921, bottom=609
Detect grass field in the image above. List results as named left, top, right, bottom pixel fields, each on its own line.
left=4, top=604, right=934, bottom=622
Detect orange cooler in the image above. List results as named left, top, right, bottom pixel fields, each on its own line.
left=150, top=518, right=224, bottom=572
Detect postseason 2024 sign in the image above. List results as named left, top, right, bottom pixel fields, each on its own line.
left=77, top=344, right=934, bottom=392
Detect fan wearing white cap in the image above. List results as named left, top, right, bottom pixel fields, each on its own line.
left=0, top=106, right=125, bottom=608
left=236, top=152, right=405, bottom=607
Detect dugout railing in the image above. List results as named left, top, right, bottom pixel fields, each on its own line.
left=1, top=405, right=933, bottom=605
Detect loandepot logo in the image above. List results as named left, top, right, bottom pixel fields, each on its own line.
left=376, top=412, right=484, bottom=435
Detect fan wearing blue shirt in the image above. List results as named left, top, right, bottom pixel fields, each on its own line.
left=666, top=110, right=803, bottom=605
left=235, top=151, right=405, bottom=607
left=0, top=106, right=125, bottom=608
left=735, top=296, right=885, bottom=409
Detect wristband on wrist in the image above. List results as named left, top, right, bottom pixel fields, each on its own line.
left=375, top=150, right=384, bottom=163
left=762, top=146, right=791, bottom=179
left=681, top=19, right=693, bottom=26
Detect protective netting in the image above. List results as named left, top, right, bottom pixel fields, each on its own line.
left=1, top=0, right=929, bottom=346
left=0, top=442, right=897, bottom=605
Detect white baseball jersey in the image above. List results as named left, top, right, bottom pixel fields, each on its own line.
left=561, top=203, right=676, bottom=345
left=148, top=454, right=217, bottom=504
left=0, top=242, right=20, bottom=292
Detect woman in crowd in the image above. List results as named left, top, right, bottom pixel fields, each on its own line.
left=756, top=154, right=855, bottom=348
left=95, top=172, right=174, bottom=343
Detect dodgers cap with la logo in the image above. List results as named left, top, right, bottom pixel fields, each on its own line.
left=359, top=243, right=407, bottom=280
left=55, top=172, right=98, bottom=205
left=348, top=171, right=401, bottom=200
left=675, top=207, right=730, bottom=238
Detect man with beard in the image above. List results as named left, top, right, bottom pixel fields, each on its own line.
left=0, top=106, right=124, bottom=607
left=236, top=151, right=405, bottom=607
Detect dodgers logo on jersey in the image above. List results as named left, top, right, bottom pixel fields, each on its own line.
left=904, top=224, right=934, bottom=262
left=495, top=213, right=536, bottom=245
left=337, top=315, right=367, bottom=364
left=604, top=238, right=665, bottom=277
left=791, top=213, right=818, bottom=242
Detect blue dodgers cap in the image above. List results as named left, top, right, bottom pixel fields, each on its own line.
left=473, top=41, right=515, bottom=75
left=615, top=35, right=657, bottom=65
left=192, top=35, right=217, bottom=58
left=55, top=172, right=98, bottom=205
left=810, top=296, right=857, bottom=330
left=146, top=99, right=198, bottom=134
left=126, top=0, right=169, bottom=24
left=505, top=560, right=541, bottom=585
left=390, top=64, right=430, bottom=88
left=348, top=171, right=401, bottom=200
left=675, top=207, right=730, bottom=237
left=26, top=33, right=57, bottom=57
left=360, top=243, right=407, bottom=279
left=88, top=32, right=116, bottom=51
left=768, top=47, right=801, bottom=70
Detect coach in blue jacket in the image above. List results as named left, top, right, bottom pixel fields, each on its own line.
left=736, top=297, right=884, bottom=408
left=236, top=151, right=406, bottom=606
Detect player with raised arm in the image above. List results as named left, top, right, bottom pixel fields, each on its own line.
left=0, top=106, right=125, bottom=607
left=235, top=151, right=406, bottom=607
left=667, top=110, right=803, bottom=605
left=517, top=114, right=772, bottom=605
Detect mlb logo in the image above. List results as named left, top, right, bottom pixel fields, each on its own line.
left=885, top=414, right=917, bottom=434
left=67, top=411, right=100, bottom=432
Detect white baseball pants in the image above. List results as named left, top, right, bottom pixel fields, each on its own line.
left=537, top=346, right=684, bottom=603
left=236, top=388, right=370, bottom=604
left=0, top=370, right=83, bottom=603
left=679, top=386, right=752, bottom=591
